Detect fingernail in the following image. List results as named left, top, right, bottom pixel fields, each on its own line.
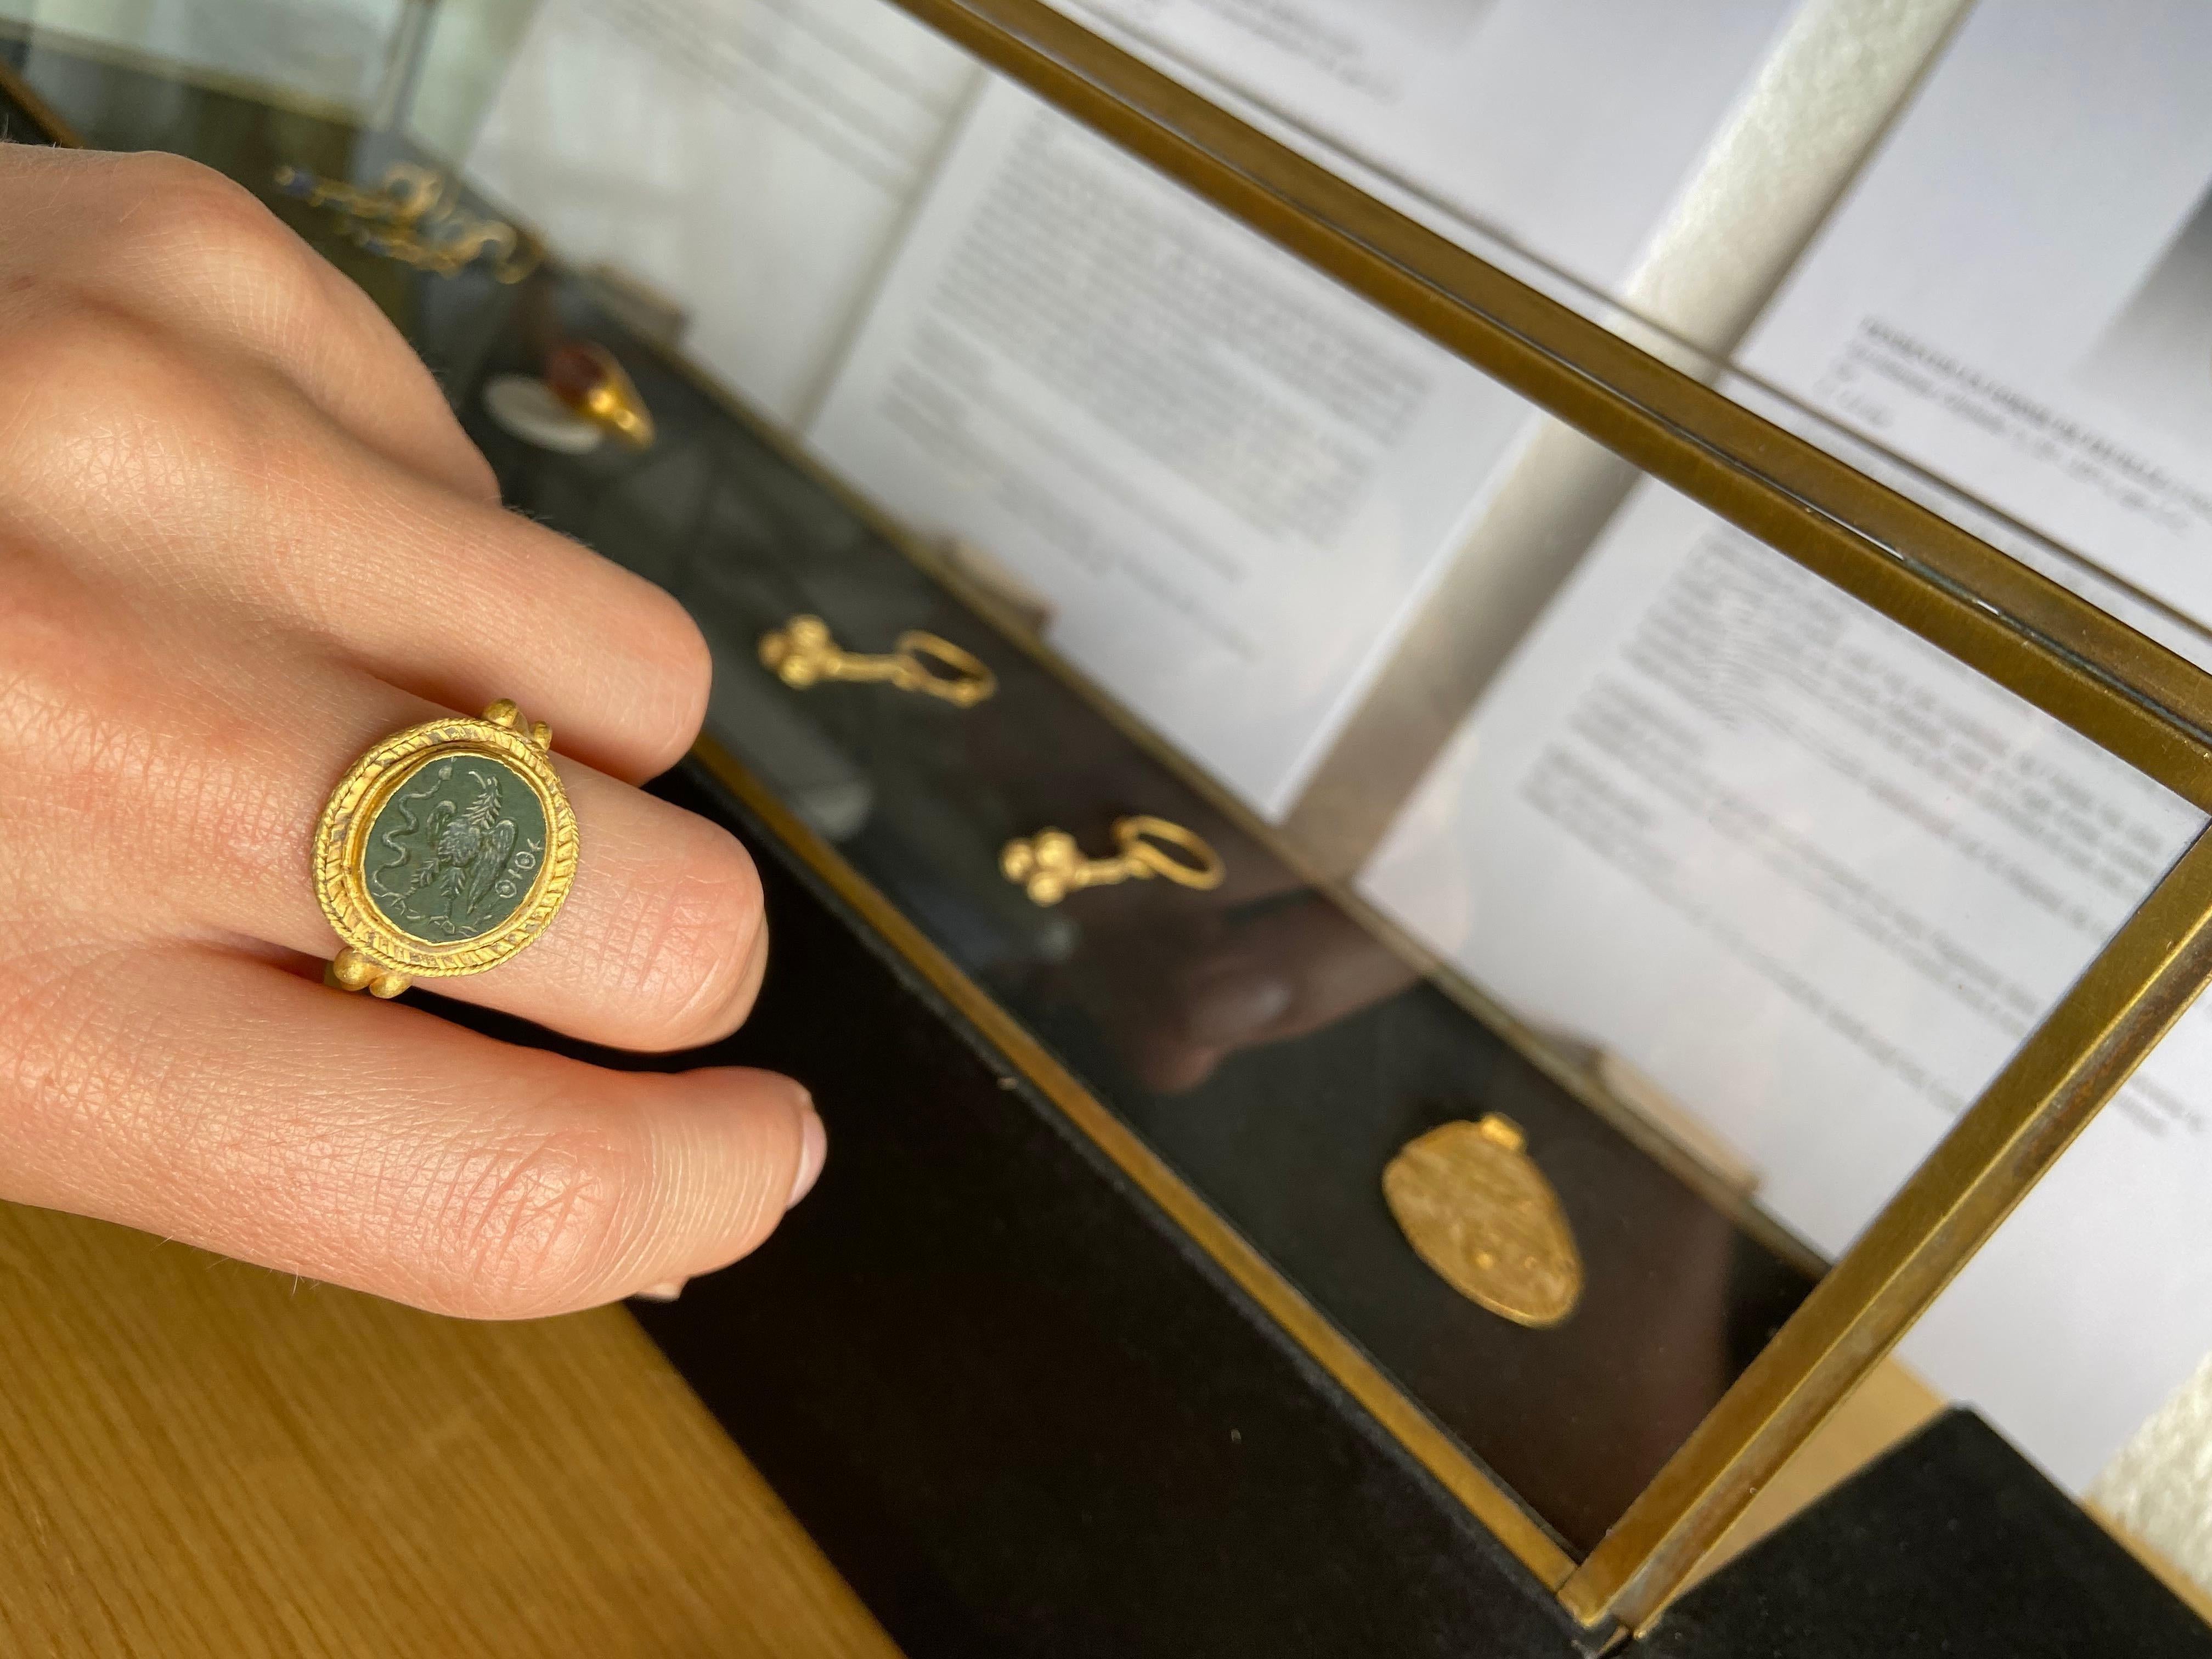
left=1185, top=974, right=1293, bottom=1046
left=787, top=1103, right=827, bottom=1209
left=634, top=1279, right=686, bottom=1302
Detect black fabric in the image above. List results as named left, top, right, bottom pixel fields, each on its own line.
left=1639, top=1410, right=2212, bottom=1659
left=430, top=760, right=1595, bottom=1655
left=627, top=764, right=1594, bottom=1657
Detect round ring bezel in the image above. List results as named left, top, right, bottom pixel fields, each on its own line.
left=314, top=715, right=578, bottom=978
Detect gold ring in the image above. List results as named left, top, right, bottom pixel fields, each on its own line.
left=546, top=342, right=655, bottom=448
left=315, top=700, right=580, bottom=998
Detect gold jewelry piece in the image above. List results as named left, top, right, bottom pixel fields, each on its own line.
left=1001, top=815, right=1224, bottom=906
left=545, top=342, right=656, bottom=449
left=760, top=614, right=996, bottom=708
left=315, top=701, right=579, bottom=999
left=272, top=162, right=540, bottom=283
left=1384, top=1115, right=1582, bottom=1328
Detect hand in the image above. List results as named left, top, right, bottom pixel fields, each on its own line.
left=0, top=144, right=822, bottom=1317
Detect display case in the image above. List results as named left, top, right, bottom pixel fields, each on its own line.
left=11, top=3, right=2212, bottom=1651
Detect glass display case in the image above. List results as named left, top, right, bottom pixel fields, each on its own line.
left=11, top=2, right=2212, bottom=1647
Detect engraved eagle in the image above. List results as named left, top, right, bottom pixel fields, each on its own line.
left=370, top=762, right=527, bottom=936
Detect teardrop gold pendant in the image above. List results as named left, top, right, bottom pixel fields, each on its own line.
left=1384, top=1115, right=1583, bottom=1328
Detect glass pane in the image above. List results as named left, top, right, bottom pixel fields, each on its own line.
left=1030, top=0, right=2212, bottom=702
left=1042, top=0, right=1940, bottom=362
left=1710, top=2, right=2212, bottom=685
left=1905, top=1001, right=2212, bottom=1500
left=13, top=0, right=2211, bottom=1578
left=1357, top=466, right=2212, bottom=1515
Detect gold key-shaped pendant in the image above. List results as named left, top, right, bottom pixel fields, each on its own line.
left=1000, top=815, right=1226, bottom=906
left=759, top=614, right=996, bottom=708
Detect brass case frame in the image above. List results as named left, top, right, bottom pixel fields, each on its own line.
left=883, top=0, right=2212, bottom=1632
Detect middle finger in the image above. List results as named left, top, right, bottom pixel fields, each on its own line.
left=277, top=675, right=769, bottom=1052
left=0, top=330, right=707, bottom=785
left=19, top=603, right=765, bottom=1053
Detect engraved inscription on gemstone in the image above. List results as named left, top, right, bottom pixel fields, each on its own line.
left=363, top=754, right=549, bottom=944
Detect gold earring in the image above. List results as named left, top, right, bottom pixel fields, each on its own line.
left=1000, top=815, right=1225, bottom=906
left=759, top=614, right=996, bottom=708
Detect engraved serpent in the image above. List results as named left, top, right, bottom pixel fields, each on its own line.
left=370, top=771, right=436, bottom=898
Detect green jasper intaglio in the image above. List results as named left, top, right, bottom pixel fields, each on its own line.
left=362, top=753, right=549, bottom=944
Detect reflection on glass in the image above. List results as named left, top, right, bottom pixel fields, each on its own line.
left=463, top=0, right=982, bottom=424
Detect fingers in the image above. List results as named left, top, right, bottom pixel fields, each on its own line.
left=0, top=311, right=707, bottom=784
left=281, top=438, right=714, bottom=786
left=0, top=144, right=704, bottom=785
left=1174, top=898, right=1418, bottom=1050
left=420, top=757, right=774, bottom=1053
left=0, top=145, right=498, bottom=504
left=284, top=687, right=770, bottom=1054
left=0, top=945, right=825, bottom=1318
left=0, top=581, right=761, bottom=1052
left=0, top=145, right=825, bottom=1320
left=240, top=680, right=770, bottom=1054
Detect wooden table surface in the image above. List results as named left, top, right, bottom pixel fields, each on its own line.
left=0, top=1201, right=903, bottom=1658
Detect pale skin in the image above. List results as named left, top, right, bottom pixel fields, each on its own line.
left=0, top=143, right=823, bottom=1318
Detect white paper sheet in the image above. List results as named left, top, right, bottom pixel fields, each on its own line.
left=805, top=77, right=1526, bottom=815
left=1740, top=0, right=2212, bottom=628
left=463, top=0, right=979, bottom=424
left=1361, top=476, right=2212, bottom=1491
left=1052, top=0, right=1801, bottom=301
left=802, top=44, right=1820, bottom=818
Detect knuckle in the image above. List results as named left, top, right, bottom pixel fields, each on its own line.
left=417, top=1117, right=648, bottom=1318
left=443, top=436, right=503, bottom=507
left=624, top=588, right=713, bottom=773
left=0, top=566, right=165, bottom=828
left=128, top=154, right=315, bottom=287
left=610, top=827, right=768, bottom=1050
left=114, top=150, right=244, bottom=205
